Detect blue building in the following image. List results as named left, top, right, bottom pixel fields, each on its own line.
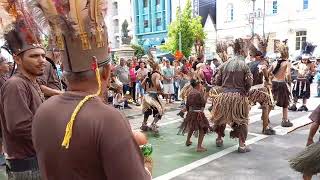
left=133, top=0, right=171, bottom=50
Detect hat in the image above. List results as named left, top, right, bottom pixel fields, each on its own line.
left=0, top=1, right=44, bottom=56
left=34, top=0, right=110, bottom=73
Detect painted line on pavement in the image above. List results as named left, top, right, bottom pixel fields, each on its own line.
left=153, top=134, right=267, bottom=180
left=273, top=112, right=313, bottom=135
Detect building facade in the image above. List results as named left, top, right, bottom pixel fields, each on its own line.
left=216, top=0, right=320, bottom=58
left=106, top=0, right=134, bottom=51
left=132, top=0, right=172, bottom=49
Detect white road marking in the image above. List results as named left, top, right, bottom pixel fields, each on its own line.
left=153, top=134, right=267, bottom=180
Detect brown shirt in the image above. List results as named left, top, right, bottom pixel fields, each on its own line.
left=0, top=74, right=43, bottom=159
left=0, top=75, right=7, bottom=88
left=32, top=92, right=151, bottom=180
left=214, top=57, right=253, bottom=93
left=38, top=61, right=61, bottom=91
left=186, top=89, right=206, bottom=110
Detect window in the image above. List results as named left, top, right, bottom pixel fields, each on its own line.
left=272, top=1, right=278, bottom=14
left=144, top=20, right=149, bottom=28
left=303, top=0, right=308, bottom=9
left=296, top=31, right=307, bottom=50
left=156, top=18, right=161, bottom=26
left=143, top=0, right=148, bottom=7
left=156, top=0, right=160, bottom=5
left=226, top=4, right=234, bottom=22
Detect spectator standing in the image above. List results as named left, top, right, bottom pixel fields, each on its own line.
left=162, top=59, right=175, bottom=104
left=115, top=58, right=131, bottom=109
left=173, top=60, right=181, bottom=101
left=136, top=61, right=149, bottom=106
left=128, top=60, right=137, bottom=104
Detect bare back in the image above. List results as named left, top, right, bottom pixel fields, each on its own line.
left=272, top=60, right=290, bottom=81
left=145, top=71, right=161, bottom=93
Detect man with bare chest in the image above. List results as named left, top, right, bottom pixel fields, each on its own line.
left=141, top=53, right=164, bottom=134
left=271, top=43, right=293, bottom=127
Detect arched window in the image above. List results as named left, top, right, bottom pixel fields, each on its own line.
left=227, top=3, right=234, bottom=22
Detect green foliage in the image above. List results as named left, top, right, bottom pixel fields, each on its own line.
left=161, top=0, right=206, bottom=57
left=131, top=44, right=145, bottom=59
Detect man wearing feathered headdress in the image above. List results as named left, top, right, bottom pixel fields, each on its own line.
left=289, top=43, right=316, bottom=112
left=270, top=41, right=293, bottom=127
left=211, top=38, right=253, bottom=153
left=31, top=0, right=152, bottom=179
left=247, top=36, right=276, bottom=135
left=0, top=0, right=46, bottom=178
left=140, top=51, right=164, bottom=134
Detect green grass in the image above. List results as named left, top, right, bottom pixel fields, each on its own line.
left=146, top=123, right=243, bottom=178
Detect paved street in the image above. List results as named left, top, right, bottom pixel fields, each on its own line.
left=123, top=84, right=319, bottom=180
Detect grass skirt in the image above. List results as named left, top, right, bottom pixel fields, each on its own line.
left=179, top=112, right=210, bottom=135
left=272, top=81, right=290, bottom=108
left=289, top=142, right=320, bottom=175
left=211, top=92, right=250, bottom=126
left=142, top=93, right=164, bottom=116
left=248, top=87, right=272, bottom=107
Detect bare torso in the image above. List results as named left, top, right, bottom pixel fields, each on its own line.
left=272, top=60, right=290, bottom=81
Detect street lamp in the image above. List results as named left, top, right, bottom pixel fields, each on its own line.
left=179, top=0, right=182, bottom=52
left=252, top=0, right=256, bottom=36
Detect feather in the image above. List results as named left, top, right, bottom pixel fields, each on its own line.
left=0, top=7, right=15, bottom=37
left=303, top=42, right=317, bottom=55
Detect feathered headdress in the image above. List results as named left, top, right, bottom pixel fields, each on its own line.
left=147, top=50, right=159, bottom=70
left=275, top=42, right=289, bottom=60
left=301, top=42, right=316, bottom=59
left=0, top=0, right=43, bottom=55
left=32, top=0, right=109, bottom=73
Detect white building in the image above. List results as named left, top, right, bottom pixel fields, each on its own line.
left=106, top=0, right=134, bottom=51
left=216, top=0, right=320, bottom=58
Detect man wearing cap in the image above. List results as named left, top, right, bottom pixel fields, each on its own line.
left=0, top=2, right=46, bottom=178
left=289, top=43, right=316, bottom=111
left=247, top=45, right=275, bottom=135
left=31, top=0, right=151, bottom=179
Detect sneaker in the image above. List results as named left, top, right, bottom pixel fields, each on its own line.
left=262, top=128, right=276, bottom=135
left=288, top=105, right=297, bottom=111
left=298, top=105, right=308, bottom=112
left=140, top=125, right=149, bottom=131
left=281, top=120, right=293, bottom=127
left=238, top=146, right=251, bottom=153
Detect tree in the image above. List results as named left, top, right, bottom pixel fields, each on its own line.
left=131, top=44, right=145, bottom=59
left=161, top=0, right=206, bottom=57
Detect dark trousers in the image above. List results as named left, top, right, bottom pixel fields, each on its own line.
left=131, top=82, right=136, bottom=102
left=6, top=157, right=41, bottom=180
left=174, top=83, right=179, bottom=101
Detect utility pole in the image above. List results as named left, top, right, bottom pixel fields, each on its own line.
left=178, top=0, right=182, bottom=52
left=263, top=0, right=266, bottom=38
left=252, top=0, right=256, bottom=36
